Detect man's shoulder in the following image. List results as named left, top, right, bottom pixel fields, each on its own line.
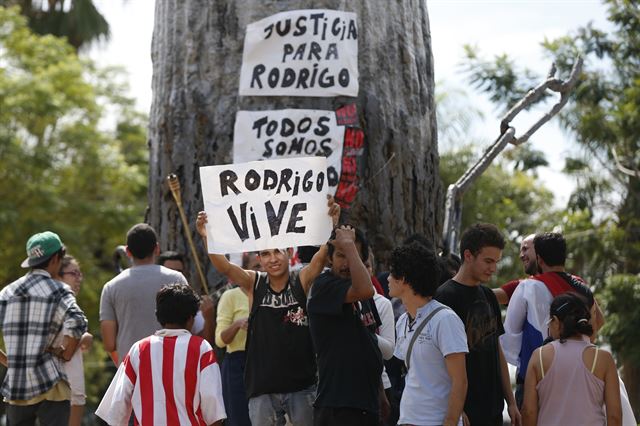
left=434, top=279, right=460, bottom=299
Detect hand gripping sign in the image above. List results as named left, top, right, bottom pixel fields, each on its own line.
left=200, top=157, right=333, bottom=254
left=239, top=9, right=358, bottom=97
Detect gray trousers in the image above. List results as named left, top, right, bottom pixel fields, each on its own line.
left=6, top=400, right=69, bottom=426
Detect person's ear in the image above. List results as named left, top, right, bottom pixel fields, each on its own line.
left=463, top=249, right=473, bottom=262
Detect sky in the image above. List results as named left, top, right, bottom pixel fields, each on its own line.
left=89, top=0, right=611, bottom=207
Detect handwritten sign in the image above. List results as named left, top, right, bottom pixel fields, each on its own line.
left=233, top=109, right=345, bottom=193
left=239, top=9, right=358, bottom=97
left=200, top=157, right=333, bottom=254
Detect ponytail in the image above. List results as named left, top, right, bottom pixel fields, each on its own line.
left=550, top=292, right=593, bottom=342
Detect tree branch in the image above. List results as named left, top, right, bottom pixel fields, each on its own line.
left=612, top=147, right=640, bottom=178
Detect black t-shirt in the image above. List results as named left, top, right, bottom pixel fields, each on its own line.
left=435, top=279, right=505, bottom=426
left=244, top=272, right=316, bottom=398
left=307, top=270, right=383, bottom=414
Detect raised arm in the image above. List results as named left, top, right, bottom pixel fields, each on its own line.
left=196, top=211, right=256, bottom=293
left=299, top=195, right=341, bottom=294
left=332, top=226, right=374, bottom=303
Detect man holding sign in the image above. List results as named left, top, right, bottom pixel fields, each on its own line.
left=307, top=225, right=384, bottom=426
left=196, top=158, right=339, bottom=426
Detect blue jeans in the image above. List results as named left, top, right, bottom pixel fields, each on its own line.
left=248, top=384, right=316, bottom=426
left=221, top=351, right=251, bottom=426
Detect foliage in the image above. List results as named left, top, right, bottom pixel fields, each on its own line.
left=436, top=84, right=558, bottom=285
left=601, top=274, right=640, bottom=365
left=459, top=0, right=640, bottom=413
left=439, top=143, right=557, bottom=286
left=0, top=5, right=146, bottom=406
left=460, top=0, right=640, bottom=277
left=0, top=0, right=109, bottom=50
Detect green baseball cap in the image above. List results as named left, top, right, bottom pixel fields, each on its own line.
left=21, top=231, right=64, bottom=268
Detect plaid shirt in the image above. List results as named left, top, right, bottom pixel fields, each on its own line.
left=0, top=270, right=88, bottom=401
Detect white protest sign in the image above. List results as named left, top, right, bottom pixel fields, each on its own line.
left=233, top=109, right=345, bottom=194
left=239, top=9, right=358, bottom=97
left=200, top=157, right=333, bottom=254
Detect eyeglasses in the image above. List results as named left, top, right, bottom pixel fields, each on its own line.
left=61, top=270, right=83, bottom=278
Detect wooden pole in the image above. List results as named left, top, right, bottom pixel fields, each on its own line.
left=167, top=173, right=209, bottom=295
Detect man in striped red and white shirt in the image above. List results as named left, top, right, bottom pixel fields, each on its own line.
left=96, top=283, right=226, bottom=426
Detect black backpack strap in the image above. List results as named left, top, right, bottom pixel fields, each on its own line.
left=369, top=297, right=382, bottom=330
left=405, top=306, right=447, bottom=370
left=289, top=270, right=308, bottom=315
left=250, top=272, right=268, bottom=319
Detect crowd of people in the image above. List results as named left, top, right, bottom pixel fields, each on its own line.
left=0, top=198, right=635, bottom=425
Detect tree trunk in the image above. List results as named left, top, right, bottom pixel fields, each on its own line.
left=148, top=0, right=443, bottom=287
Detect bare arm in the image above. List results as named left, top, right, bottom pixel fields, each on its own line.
left=299, top=245, right=328, bottom=295
left=442, top=352, right=468, bottom=426
left=602, top=351, right=622, bottom=426
left=0, top=349, right=7, bottom=367
left=101, top=320, right=118, bottom=364
left=499, top=343, right=522, bottom=426
left=493, top=288, right=509, bottom=305
left=331, top=226, right=374, bottom=303
left=299, top=196, right=341, bottom=294
left=521, top=349, right=540, bottom=426
left=59, top=335, right=80, bottom=361
left=196, top=211, right=256, bottom=293
left=198, top=296, right=215, bottom=345
left=219, top=318, right=248, bottom=346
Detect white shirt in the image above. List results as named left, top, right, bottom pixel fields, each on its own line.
left=96, top=329, right=226, bottom=426
left=394, top=299, right=468, bottom=426
left=373, top=294, right=395, bottom=389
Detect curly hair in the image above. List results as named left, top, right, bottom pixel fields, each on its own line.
left=155, top=283, right=200, bottom=328
left=389, top=242, right=441, bottom=297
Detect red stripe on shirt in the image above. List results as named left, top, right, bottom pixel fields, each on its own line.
left=122, top=353, right=136, bottom=383
left=162, top=336, right=179, bottom=425
left=138, top=338, right=154, bottom=425
left=184, top=336, right=201, bottom=425
left=199, top=350, right=217, bottom=371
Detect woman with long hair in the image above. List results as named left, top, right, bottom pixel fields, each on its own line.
left=521, top=292, right=621, bottom=426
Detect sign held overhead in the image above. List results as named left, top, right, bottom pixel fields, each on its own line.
left=239, top=9, right=359, bottom=97
left=200, top=157, right=333, bottom=254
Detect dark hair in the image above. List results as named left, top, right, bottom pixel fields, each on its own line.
left=297, top=246, right=320, bottom=264
left=459, top=223, right=505, bottom=256
left=550, top=292, right=593, bottom=342
left=155, top=283, right=200, bottom=327
left=438, top=253, right=461, bottom=284
left=157, top=251, right=184, bottom=266
left=57, top=255, right=78, bottom=276
left=534, top=232, right=566, bottom=267
left=126, top=224, right=158, bottom=259
left=327, top=225, right=369, bottom=261
left=389, top=242, right=441, bottom=297
left=403, top=233, right=432, bottom=248
left=32, top=247, right=66, bottom=270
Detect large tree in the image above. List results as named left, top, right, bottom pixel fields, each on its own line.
left=148, top=0, right=443, bottom=284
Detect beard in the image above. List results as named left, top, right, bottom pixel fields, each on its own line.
left=523, top=259, right=538, bottom=275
